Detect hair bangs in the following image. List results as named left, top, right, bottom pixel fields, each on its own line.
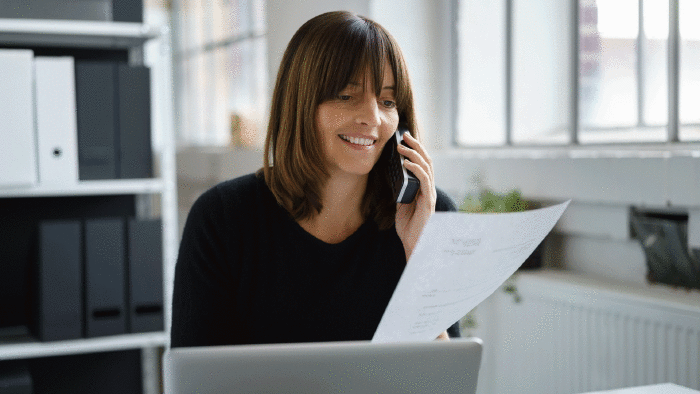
left=318, top=17, right=398, bottom=103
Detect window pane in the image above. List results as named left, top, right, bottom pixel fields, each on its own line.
left=227, top=39, right=268, bottom=147
left=679, top=0, right=700, bottom=141
left=212, top=0, right=264, bottom=42
left=174, top=0, right=267, bottom=146
left=580, top=0, right=671, bottom=143
left=580, top=0, right=651, bottom=143
left=456, top=0, right=507, bottom=146
left=512, top=0, right=572, bottom=144
left=642, top=0, right=668, bottom=127
left=178, top=1, right=206, bottom=53
left=178, top=55, right=206, bottom=144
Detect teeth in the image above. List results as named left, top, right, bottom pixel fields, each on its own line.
left=340, top=135, right=374, bottom=146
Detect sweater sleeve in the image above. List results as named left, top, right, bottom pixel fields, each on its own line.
left=436, top=188, right=457, bottom=212
left=170, top=186, right=239, bottom=347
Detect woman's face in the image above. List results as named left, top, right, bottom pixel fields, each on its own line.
left=315, top=61, right=400, bottom=179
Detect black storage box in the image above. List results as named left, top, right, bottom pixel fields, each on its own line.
left=631, top=212, right=700, bottom=290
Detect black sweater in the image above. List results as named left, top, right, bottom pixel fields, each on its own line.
left=170, top=173, right=458, bottom=347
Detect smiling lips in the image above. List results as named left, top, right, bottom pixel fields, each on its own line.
left=339, top=134, right=376, bottom=147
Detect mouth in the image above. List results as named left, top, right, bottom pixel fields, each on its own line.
left=339, top=134, right=376, bottom=147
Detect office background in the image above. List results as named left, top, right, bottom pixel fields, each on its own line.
left=0, top=0, right=698, bottom=393
left=174, top=1, right=700, bottom=393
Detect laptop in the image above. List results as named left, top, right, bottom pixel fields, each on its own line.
left=163, top=338, right=483, bottom=394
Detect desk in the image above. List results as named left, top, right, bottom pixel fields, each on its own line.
left=582, top=383, right=700, bottom=394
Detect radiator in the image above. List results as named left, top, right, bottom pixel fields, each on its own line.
left=473, top=271, right=700, bottom=394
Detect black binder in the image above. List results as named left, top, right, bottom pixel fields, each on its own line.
left=85, top=218, right=126, bottom=337
left=0, top=360, right=33, bottom=394
left=127, top=218, right=163, bottom=333
left=75, top=62, right=118, bottom=180
left=118, top=65, right=153, bottom=179
left=34, top=220, right=83, bottom=342
left=112, top=0, right=143, bottom=23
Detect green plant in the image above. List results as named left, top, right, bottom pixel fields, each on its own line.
left=459, top=189, right=529, bottom=214
left=502, top=274, right=522, bottom=304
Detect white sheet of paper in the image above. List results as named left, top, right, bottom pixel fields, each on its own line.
left=372, top=200, right=570, bottom=343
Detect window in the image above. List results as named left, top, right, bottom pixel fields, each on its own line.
left=172, top=0, right=266, bottom=147
left=679, top=0, right=700, bottom=141
left=455, top=0, right=700, bottom=147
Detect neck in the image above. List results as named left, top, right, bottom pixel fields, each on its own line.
left=298, top=173, right=368, bottom=244
left=321, top=172, right=367, bottom=217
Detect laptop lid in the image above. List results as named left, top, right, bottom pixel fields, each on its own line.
left=163, top=338, right=483, bottom=394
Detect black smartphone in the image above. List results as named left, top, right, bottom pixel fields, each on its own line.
left=385, top=125, right=420, bottom=204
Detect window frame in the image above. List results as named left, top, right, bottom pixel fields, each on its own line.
left=440, top=0, right=700, bottom=210
left=450, top=0, right=693, bottom=148
left=170, top=0, right=266, bottom=147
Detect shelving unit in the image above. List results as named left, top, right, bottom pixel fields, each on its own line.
left=0, top=14, right=176, bottom=394
left=0, top=18, right=160, bottom=48
left=0, top=331, right=168, bottom=361
left=0, top=179, right=164, bottom=198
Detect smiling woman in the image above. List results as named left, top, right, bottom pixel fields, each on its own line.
left=170, top=10, right=459, bottom=348
left=263, top=11, right=418, bottom=230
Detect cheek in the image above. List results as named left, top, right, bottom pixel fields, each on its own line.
left=382, top=110, right=400, bottom=136
left=317, top=106, right=345, bottom=132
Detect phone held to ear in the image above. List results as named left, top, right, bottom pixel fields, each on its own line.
left=385, top=125, right=420, bottom=204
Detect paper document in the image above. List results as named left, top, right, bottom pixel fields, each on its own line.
left=372, top=200, right=570, bottom=343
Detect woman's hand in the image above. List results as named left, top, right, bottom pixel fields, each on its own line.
left=436, top=330, right=449, bottom=341
left=394, top=132, right=436, bottom=262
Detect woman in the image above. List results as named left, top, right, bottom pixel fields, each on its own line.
left=171, top=10, right=458, bottom=347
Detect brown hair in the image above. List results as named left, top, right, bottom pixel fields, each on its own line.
left=260, top=10, right=419, bottom=230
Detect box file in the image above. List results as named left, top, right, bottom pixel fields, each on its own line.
left=0, top=49, right=37, bottom=188
left=118, top=65, right=153, bottom=179
left=35, top=220, right=83, bottom=341
left=127, top=218, right=163, bottom=333
left=85, top=218, right=126, bottom=337
left=0, top=0, right=143, bottom=22
left=113, top=0, right=143, bottom=23
left=35, top=56, right=80, bottom=186
left=0, top=0, right=111, bottom=21
left=75, top=61, right=118, bottom=181
left=0, top=360, right=33, bottom=394
left=75, top=61, right=154, bottom=180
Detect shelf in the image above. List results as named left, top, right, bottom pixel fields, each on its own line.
left=0, top=178, right=164, bottom=198
left=0, top=18, right=160, bottom=48
left=517, top=270, right=700, bottom=315
left=0, top=332, right=168, bottom=361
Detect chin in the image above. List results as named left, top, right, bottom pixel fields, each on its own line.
left=337, top=161, right=377, bottom=177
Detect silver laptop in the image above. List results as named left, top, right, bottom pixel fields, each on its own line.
left=163, top=338, right=483, bottom=394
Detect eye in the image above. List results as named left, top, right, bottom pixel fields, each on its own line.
left=382, top=100, right=397, bottom=108
left=337, top=94, right=352, bottom=101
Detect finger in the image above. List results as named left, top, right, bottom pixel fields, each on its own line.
left=403, top=159, right=436, bottom=206
left=400, top=134, right=434, bottom=183
left=402, top=134, right=434, bottom=170
left=398, top=144, right=433, bottom=185
left=402, top=134, right=436, bottom=201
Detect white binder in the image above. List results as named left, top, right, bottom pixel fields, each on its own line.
left=35, top=56, right=79, bottom=186
left=0, top=49, right=37, bottom=187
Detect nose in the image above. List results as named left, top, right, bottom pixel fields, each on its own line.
left=354, top=96, right=381, bottom=127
